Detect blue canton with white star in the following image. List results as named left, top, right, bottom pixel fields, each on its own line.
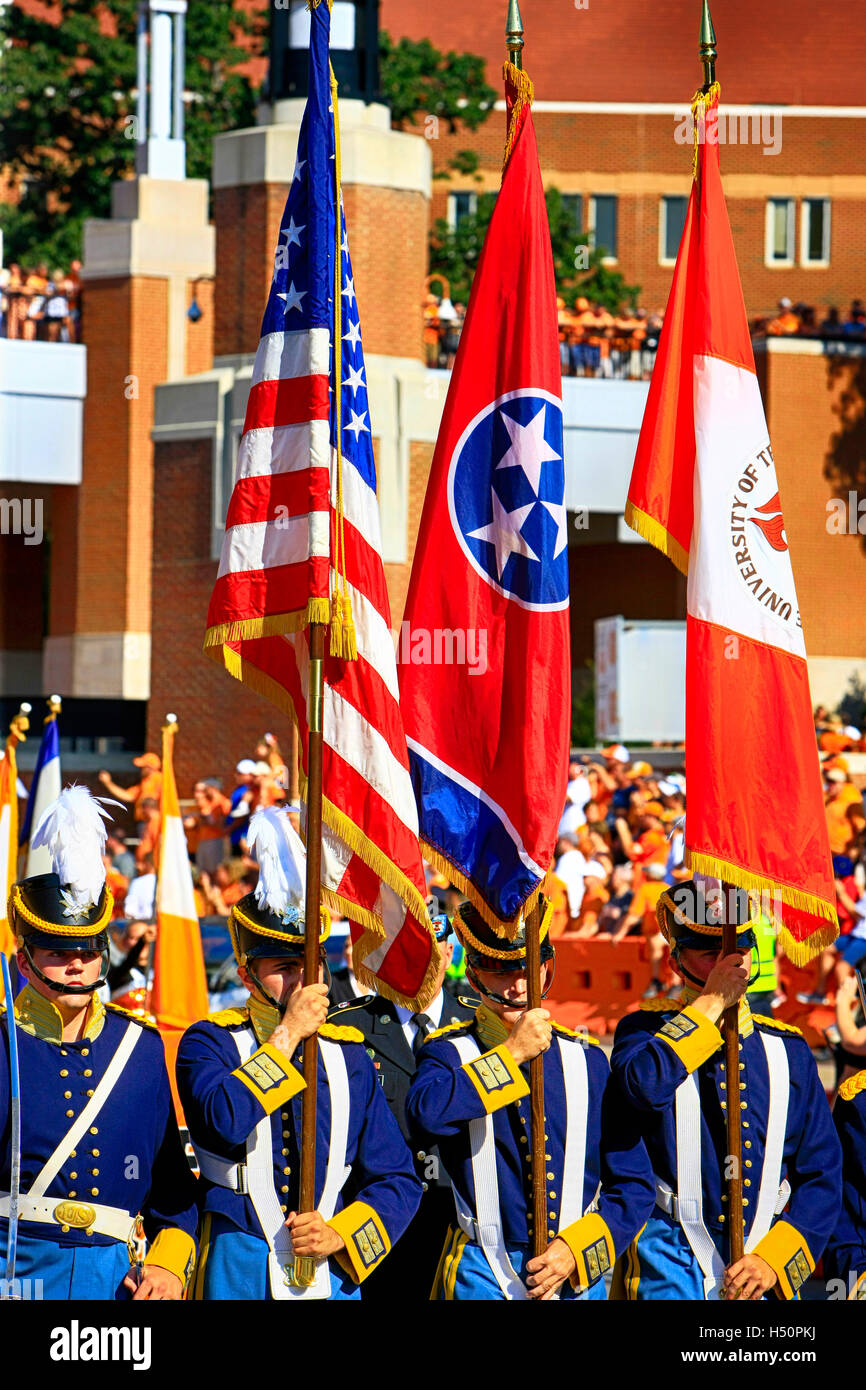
left=449, top=392, right=568, bottom=607
left=259, top=2, right=375, bottom=495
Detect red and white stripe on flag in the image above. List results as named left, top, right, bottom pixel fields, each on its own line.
left=626, top=86, right=836, bottom=963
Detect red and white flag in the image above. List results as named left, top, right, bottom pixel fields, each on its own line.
left=626, top=85, right=836, bottom=962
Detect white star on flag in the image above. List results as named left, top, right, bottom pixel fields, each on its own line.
left=345, top=408, right=370, bottom=439
left=341, top=277, right=356, bottom=309
left=280, top=217, right=304, bottom=249
left=343, top=319, right=362, bottom=349
left=344, top=363, right=366, bottom=395
left=495, top=404, right=561, bottom=496
left=292, top=158, right=306, bottom=183
left=340, top=229, right=349, bottom=257
left=278, top=282, right=307, bottom=315
left=468, top=492, right=539, bottom=581
left=541, top=498, right=568, bottom=558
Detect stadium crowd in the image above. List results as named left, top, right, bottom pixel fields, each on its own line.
left=0, top=260, right=82, bottom=341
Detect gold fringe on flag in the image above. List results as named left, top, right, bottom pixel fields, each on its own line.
left=203, top=599, right=331, bottom=652
left=420, top=839, right=546, bottom=941
left=684, top=846, right=839, bottom=967
left=624, top=499, right=689, bottom=576
left=689, top=80, right=721, bottom=180
left=501, top=61, right=534, bottom=172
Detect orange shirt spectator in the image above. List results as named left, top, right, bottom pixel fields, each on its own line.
left=767, top=298, right=800, bottom=336
left=825, top=775, right=866, bottom=857
left=629, top=876, right=667, bottom=931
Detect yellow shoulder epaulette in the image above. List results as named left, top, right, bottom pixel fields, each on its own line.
left=640, top=997, right=677, bottom=1012
left=839, top=1070, right=866, bottom=1103
left=428, top=1018, right=474, bottom=1041
left=552, top=1021, right=601, bottom=1046
left=207, top=1006, right=250, bottom=1028
left=104, top=1002, right=159, bottom=1031
left=319, top=1022, right=364, bottom=1044
left=752, top=1014, right=803, bottom=1037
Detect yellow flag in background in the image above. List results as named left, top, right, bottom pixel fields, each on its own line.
left=0, top=707, right=30, bottom=959
left=150, top=718, right=209, bottom=1030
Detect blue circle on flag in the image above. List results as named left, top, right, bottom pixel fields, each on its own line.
left=447, top=389, right=569, bottom=610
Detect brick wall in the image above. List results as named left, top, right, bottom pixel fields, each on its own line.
left=185, top=276, right=215, bottom=377
left=568, top=541, right=687, bottom=669
left=214, top=180, right=428, bottom=361
left=57, top=276, right=168, bottom=641
left=148, top=436, right=293, bottom=794
left=762, top=346, right=866, bottom=659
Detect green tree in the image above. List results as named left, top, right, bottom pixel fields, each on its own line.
left=430, top=187, right=641, bottom=311
left=379, top=32, right=495, bottom=133
left=0, top=0, right=262, bottom=267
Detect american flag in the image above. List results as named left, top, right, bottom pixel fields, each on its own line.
left=204, top=1, right=438, bottom=1009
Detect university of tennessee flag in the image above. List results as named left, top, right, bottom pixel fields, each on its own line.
left=151, top=717, right=209, bottom=1031
left=203, top=1, right=438, bottom=1007
left=626, top=85, right=835, bottom=962
left=399, top=64, right=570, bottom=934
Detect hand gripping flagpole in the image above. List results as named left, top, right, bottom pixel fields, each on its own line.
left=0, top=952, right=21, bottom=1297
left=504, top=0, right=546, bottom=1265
left=697, top=0, right=744, bottom=1277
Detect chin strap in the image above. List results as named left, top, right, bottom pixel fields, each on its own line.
left=246, top=953, right=332, bottom=1016
left=21, top=942, right=109, bottom=996
left=465, top=958, right=556, bottom=1010
left=671, top=946, right=761, bottom=992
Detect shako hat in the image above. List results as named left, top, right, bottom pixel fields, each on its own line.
left=10, top=786, right=115, bottom=954
left=229, top=806, right=330, bottom=966
left=656, top=877, right=757, bottom=953
left=454, top=894, right=555, bottom=969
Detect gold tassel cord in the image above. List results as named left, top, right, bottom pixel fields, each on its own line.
left=501, top=61, right=534, bottom=173
left=689, top=80, right=721, bottom=180
left=420, top=839, right=542, bottom=941
left=328, top=59, right=357, bottom=661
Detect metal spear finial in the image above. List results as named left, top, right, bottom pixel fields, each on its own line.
left=506, top=0, right=524, bottom=70
left=699, top=0, right=717, bottom=90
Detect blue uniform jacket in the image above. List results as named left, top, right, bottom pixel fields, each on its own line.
left=824, top=1070, right=866, bottom=1297
left=610, top=998, right=842, bottom=1298
left=0, top=987, right=197, bottom=1283
left=405, top=1008, right=655, bottom=1289
left=175, top=1004, right=422, bottom=1285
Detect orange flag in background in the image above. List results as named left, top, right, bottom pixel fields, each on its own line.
left=151, top=717, right=209, bottom=1030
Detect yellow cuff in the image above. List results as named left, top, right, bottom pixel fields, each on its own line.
left=328, top=1201, right=391, bottom=1284
left=655, top=1004, right=722, bottom=1073
left=461, top=1043, right=529, bottom=1113
left=753, top=1220, right=814, bottom=1300
left=558, top=1213, right=615, bottom=1291
left=231, top=1043, right=306, bottom=1113
left=145, top=1228, right=196, bottom=1289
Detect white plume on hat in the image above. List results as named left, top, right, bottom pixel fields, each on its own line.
left=247, top=805, right=307, bottom=921
left=30, top=786, right=117, bottom=918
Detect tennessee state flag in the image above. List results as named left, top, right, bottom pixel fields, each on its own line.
left=151, top=717, right=209, bottom=1031
left=399, top=63, right=570, bottom=934
left=626, top=85, right=835, bottom=962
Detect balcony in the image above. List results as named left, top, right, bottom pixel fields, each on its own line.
left=0, top=339, right=86, bottom=484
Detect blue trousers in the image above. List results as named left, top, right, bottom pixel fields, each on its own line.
left=0, top=1226, right=132, bottom=1300
left=435, top=1228, right=607, bottom=1301
left=192, top=1213, right=360, bottom=1301
left=617, top=1210, right=794, bottom=1301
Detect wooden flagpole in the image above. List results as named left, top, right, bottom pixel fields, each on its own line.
left=503, top=0, right=546, bottom=1262
left=290, top=620, right=326, bottom=1286
left=697, top=0, right=744, bottom=1273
